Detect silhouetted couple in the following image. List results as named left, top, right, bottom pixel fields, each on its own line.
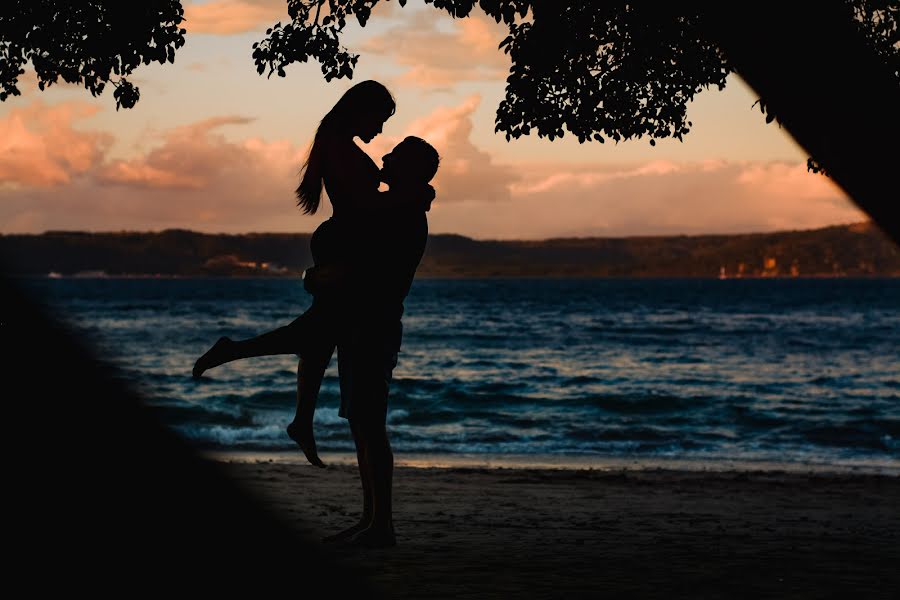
left=193, top=81, right=439, bottom=548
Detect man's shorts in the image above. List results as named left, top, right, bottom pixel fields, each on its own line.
left=337, top=329, right=400, bottom=425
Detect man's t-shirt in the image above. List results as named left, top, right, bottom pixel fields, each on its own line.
left=336, top=202, right=428, bottom=422
left=344, top=203, right=428, bottom=352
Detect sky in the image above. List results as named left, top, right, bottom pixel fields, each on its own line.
left=0, top=0, right=867, bottom=240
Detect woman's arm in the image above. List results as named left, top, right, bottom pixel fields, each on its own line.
left=321, top=138, right=433, bottom=215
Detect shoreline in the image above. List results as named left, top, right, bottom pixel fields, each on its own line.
left=202, top=449, right=900, bottom=476
left=14, top=273, right=900, bottom=280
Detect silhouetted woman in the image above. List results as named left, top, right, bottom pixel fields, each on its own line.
left=191, top=80, right=430, bottom=467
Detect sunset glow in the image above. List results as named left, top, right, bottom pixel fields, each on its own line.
left=0, top=0, right=866, bottom=238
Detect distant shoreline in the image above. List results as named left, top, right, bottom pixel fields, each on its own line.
left=2, top=222, right=898, bottom=278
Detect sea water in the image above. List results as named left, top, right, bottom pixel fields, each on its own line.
left=19, top=277, right=900, bottom=470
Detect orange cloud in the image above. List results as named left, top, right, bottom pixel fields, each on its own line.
left=362, top=9, right=509, bottom=87
left=182, top=0, right=398, bottom=35
left=183, top=0, right=283, bottom=35
left=0, top=100, right=112, bottom=187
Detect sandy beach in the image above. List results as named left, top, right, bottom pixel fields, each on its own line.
left=209, top=453, right=900, bottom=599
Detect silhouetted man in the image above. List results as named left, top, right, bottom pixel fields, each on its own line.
left=317, top=136, right=440, bottom=547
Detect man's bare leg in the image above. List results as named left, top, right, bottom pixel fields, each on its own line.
left=286, top=354, right=330, bottom=468
left=322, top=420, right=374, bottom=543
left=350, top=420, right=396, bottom=548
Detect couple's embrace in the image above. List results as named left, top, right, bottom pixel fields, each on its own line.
left=192, top=81, right=440, bottom=548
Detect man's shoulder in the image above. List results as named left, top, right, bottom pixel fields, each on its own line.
left=402, top=210, right=428, bottom=246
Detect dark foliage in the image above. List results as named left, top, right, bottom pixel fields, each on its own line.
left=249, top=1, right=900, bottom=243
left=2, top=1, right=895, bottom=163
left=253, top=1, right=729, bottom=145
left=2, top=1, right=895, bottom=148
left=0, top=0, right=185, bottom=109
left=251, top=1, right=897, bottom=150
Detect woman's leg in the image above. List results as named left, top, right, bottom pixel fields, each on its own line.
left=192, top=303, right=324, bottom=378
left=286, top=347, right=333, bottom=468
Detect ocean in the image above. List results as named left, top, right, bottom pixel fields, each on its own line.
left=19, top=277, right=900, bottom=471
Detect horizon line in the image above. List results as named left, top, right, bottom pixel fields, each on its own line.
left=1, top=221, right=876, bottom=243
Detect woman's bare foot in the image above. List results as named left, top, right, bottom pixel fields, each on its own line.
left=322, top=520, right=370, bottom=544
left=192, top=336, right=233, bottom=378
left=349, top=523, right=396, bottom=548
left=286, top=421, right=326, bottom=468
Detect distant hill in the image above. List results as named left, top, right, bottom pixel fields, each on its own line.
left=1, top=223, right=897, bottom=278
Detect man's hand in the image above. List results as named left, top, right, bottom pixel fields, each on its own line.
left=404, top=184, right=435, bottom=211
left=421, top=184, right=436, bottom=211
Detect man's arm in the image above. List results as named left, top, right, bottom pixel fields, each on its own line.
left=305, top=209, right=427, bottom=300
left=341, top=185, right=434, bottom=216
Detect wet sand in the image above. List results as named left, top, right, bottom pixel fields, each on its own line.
left=212, top=456, right=900, bottom=599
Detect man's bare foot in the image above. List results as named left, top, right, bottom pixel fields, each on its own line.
left=192, top=336, right=233, bottom=379
left=286, top=421, right=326, bottom=468
left=349, top=524, right=396, bottom=548
left=322, top=521, right=370, bottom=544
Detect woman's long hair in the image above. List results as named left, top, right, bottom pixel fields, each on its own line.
left=296, top=80, right=396, bottom=215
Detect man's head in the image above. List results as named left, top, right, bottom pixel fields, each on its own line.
left=380, top=136, right=440, bottom=187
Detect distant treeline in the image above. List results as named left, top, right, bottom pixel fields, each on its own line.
left=1, top=223, right=897, bottom=278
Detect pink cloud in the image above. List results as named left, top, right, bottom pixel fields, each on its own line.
left=0, top=98, right=865, bottom=239
left=96, top=116, right=259, bottom=189
left=427, top=159, right=864, bottom=239
left=97, top=163, right=206, bottom=190
left=736, top=161, right=842, bottom=200
left=411, top=96, right=519, bottom=204
left=509, top=160, right=685, bottom=195
left=0, top=100, right=112, bottom=187
left=0, top=102, right=314, bottom=232
left=355, top=97, right=860, bottom=239
left=361, top=95, right=519, bottom=204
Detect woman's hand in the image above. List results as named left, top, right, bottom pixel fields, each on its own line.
left=303, top=264, right=350, bottom=295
